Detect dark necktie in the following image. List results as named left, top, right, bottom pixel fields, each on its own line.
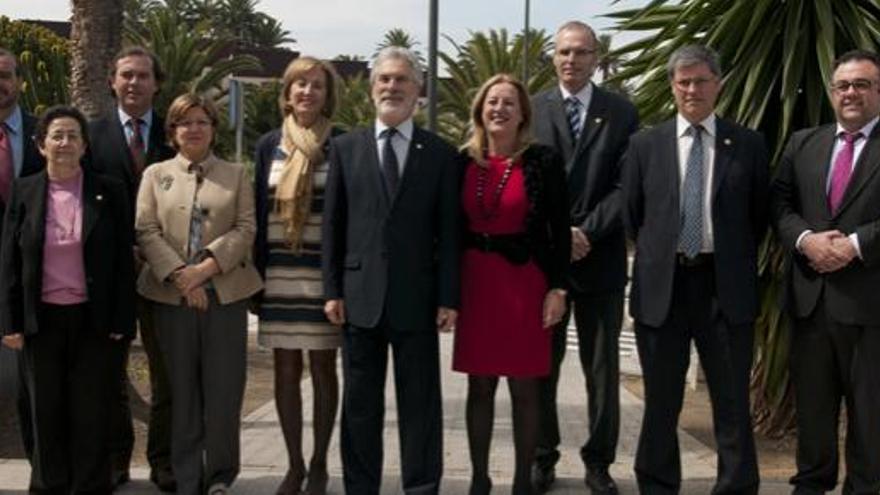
left=679, top=125, right=704, bottom=258
left=828, top=132, right=862, bottom=214
left=0, top=123, right=13, bottom=203
left=381, top=127, right=400, bottom=196
left=128, top=118, right=146, bottom=176
left=565, top=96, right=582, bottom=142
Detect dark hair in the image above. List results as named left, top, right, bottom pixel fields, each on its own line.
left=108, top=45, right=164, bottom=84
left=833, top=50, right=880, bottom=74
left=0, top=48, right=21, bottom=77
left=34, top=105, right=91, bottom=150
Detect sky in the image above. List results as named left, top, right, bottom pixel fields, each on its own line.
left=5, top=0, right=649, bottom=60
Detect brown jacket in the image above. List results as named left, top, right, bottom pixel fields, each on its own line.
left=135, top=153, right=262, bottom=305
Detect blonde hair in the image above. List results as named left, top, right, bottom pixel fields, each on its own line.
left=464, top=74, right=533, bottom=166
left=165, top=93, right=219, bottom=150
left=279, top=56, right=339, bottom=120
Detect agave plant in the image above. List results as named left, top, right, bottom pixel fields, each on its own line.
left=607, top=0, right=880, bottom=437
left=0, top=17, right=70, bottom=114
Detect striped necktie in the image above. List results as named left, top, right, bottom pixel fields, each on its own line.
left=565, top=96, right=582, bottom=142
left=0, top=123, right=13, bottom=203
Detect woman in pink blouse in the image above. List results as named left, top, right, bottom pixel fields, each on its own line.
left=0, top=105, right=136, bottom=493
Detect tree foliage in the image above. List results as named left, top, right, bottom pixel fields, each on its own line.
left=0, top=17, right=70, bottom=114
left=608, top=0, right=880, bottom=437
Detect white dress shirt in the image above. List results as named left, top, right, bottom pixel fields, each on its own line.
left=559, top=82, right=594, bottom=132
left=374, top=117, right=413, bottom=177
left=117, top=107, right=153, bottom=153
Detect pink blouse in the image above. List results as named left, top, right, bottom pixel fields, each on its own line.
left=41, top=171, right=87, bottom=305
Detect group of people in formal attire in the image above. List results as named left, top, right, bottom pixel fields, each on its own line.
left=0, top=16, right=878, bottom=495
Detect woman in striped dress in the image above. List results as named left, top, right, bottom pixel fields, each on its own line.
left=253, top=56, right=343, bottom=495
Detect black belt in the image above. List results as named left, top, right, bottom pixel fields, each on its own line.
left=676, top=253, right=714, bottom=267
left=465, top=231, right=531, bottom=265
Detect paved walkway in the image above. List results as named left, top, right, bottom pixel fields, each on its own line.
left=0, top=334, right=809, bottom=494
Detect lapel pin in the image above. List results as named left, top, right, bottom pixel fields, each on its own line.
left=160, top=176, right=174, bottom=191
left=415, top=143, right=423, bottom=150
left=96, top=194, right=103, bottom=201
left=594, top=117, right=603, bottom=124
left=723, top=138, right=732, bottom=146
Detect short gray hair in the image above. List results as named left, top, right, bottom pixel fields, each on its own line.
left=555, top=21, right=597, bottom=45
left=370, top=46, right=424, bottom=87
left=666, top=45, right=721, bottom=80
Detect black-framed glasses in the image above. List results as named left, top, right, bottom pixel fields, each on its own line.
left=830, top=78, right=878, bottom=93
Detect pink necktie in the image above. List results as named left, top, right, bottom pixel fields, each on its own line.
left=828, top=132, right=861, bottom=214
left=0, top=124, right=13, bottom=203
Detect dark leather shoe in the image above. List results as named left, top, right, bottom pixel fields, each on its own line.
left=110, top=469, right=130, bottom=489
left=585, top=466, right=618, bottom=495
left=150, top=468, right=177, bottom=492
left=468, top=476, right=492, bottom=495
left=532, top=464, right=556, bottom=493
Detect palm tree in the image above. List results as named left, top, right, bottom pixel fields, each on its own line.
left=373, top=28, right=425, bottom=65
left=70, top=0, right=123, bottom=118
left=595, top=33, right=629, bottom=96
left=607, top=0, right=880, bottom=437
left=125, top=8, right=261, bottom=115
left=334, top=73, right=374, bottom=130
left=437, top=28, right=554, bottom=143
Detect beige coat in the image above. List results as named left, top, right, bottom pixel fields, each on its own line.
left=136, top=153, right=263, bottom=305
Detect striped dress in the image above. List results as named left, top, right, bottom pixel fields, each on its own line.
left=257, top=147, right=341, bottom=349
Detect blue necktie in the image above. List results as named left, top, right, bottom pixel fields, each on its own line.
left=565, top=96, right=582, bottom=142
left=679, top=125, right=704, bottom=258
left=380, top=127, right=399, bottom=196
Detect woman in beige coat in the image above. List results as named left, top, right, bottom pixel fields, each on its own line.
left=135, top=93, right=262, bottom=495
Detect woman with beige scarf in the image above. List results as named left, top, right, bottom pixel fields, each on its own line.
left=252, top=56, right=343, bottom=495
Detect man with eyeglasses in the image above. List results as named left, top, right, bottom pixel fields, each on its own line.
left=530, top=20, right=639, bottom=495
left=771, top=49, right=880, bottom=494
left=621, top=44, right=767, bottom=494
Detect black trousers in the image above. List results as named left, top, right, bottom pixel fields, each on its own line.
left=341, top=319, right=443, bottom=495
left=21, top=303, right=113, bottom=494
left=634, top=262, right=758, bottom=495
left=106, top=333, right=133, bottom=474
left=790, top=303, right=880, bottom=494
left=137, top=295, right=173, bottom=474
left=537, top=291, right=623, bottom=470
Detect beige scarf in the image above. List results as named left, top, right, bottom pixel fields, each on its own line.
left=275, top=114, right=331, bottom=251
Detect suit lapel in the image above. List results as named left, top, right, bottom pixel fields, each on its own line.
left=145, top=110, right=168, bottom=165
left=81, top=173, right=100, bottom=242
left=24, top=172, right=48, bottom=256
left=109, top=115, right=136, bottom=183
left=711, top=118, right=734, bottom=200
left=835, top=124, right=880, bottom=217
left=805, top=126, right=837, bottom=217
left=573, top=85, right=607, bottom=160
left=659, top=120, right=680, bottom=210
left=546, top=89, right=575, bottom=167
left=394, top=126, right=425, bottom=204
left=364, top=126, right=390, bottom=208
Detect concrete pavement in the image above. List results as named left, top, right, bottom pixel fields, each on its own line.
left=0, top=334, right=809, bottom=494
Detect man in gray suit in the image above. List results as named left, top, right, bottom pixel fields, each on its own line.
left=531, top=21, right=638, bottom=495
left=771, top=49, right=880, bottom=494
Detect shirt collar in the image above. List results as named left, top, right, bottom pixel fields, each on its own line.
left=375, top=117, right=414, bottom=142
left=559, top=82, right=593, bottom=106
left=2, top=105, right=22, bottom=135
left=118, top=106, right=153, bottom=129
left=676, top=113, right=716, bottom=138
left=175, top=151, right=217, bottom=174
left=835, top=116, right=879, bottom=140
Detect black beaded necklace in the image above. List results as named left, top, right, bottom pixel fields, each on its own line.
left=475, top=156, right=515, bottom=220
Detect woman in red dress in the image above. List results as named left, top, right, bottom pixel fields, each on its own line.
left=453, top=74, right=571, bottom=494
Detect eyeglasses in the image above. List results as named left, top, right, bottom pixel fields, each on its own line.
left=175, top=119, right=213, bottom=129
left=830, top=79, right=878, bottom=93
left=673, top=77, right=717, bottom=90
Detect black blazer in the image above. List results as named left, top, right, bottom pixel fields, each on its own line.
left=252, top=126, right=345, bottom=280
left=532, top=85, right=639, bottom=294
left=0, top=170, right=136, bottom=338
left=457, top=144, right=571, bottom=290
left=623, top=117, right=769, bottom=327
left=771, top=123, right=880, bottom=325
left=86, top=109, right=175, bottom=213
left=322, top=125, right=460, bottom=332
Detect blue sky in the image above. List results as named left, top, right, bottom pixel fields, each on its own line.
left=7, top=0, right=649, bottom=60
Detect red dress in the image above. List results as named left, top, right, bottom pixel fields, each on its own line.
left=452, top=155, right=550, bottom=377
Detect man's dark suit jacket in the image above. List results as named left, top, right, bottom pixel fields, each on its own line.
left=0, top=111, right=45, bottom=229
left=623, top=117, right=769, bottom=327
left=87, top=110, right=175, bottom=211
left=771, top=124, right=880, bottom=325
left=322, top=125, right=460, bottom=332
left=0, top=170, right=136, bottom=338
left=532, top=84, right=639, bottom=294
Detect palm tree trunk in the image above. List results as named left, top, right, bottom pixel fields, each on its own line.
left=70, top=0, right=123, bottom=119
